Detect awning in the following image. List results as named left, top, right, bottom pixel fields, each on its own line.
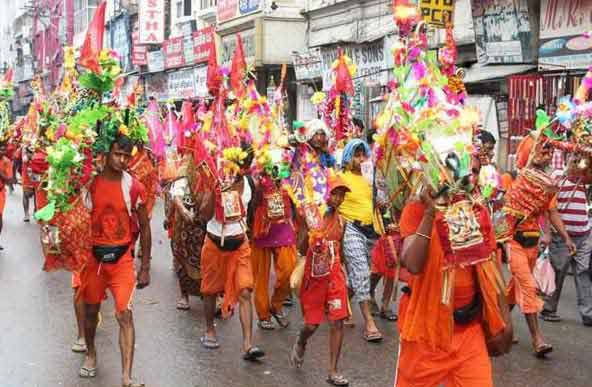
left=461, top=63, right=536, bottom=83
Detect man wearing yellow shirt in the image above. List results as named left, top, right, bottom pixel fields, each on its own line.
left=339, top=138, right=383, bottom=342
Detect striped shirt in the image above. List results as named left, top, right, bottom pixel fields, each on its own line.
left=552, top=170, right=590, bottom=236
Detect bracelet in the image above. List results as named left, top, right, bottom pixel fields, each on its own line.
left=415, top=232, right=431, bottom=240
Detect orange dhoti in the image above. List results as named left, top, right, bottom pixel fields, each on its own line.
left=395, top=322, right=493, bottom=387
left=506, top=240, right=543, bottom=314
left=251, top=245, right=297, bottom=321
left=200, top=236, right=254, bottom=318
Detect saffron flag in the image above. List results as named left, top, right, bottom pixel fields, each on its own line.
left=79, top=1, right=107, bottom=74
left=230, top=34, right=247, bottom=97
left=206, top=39, right=221, bottom=97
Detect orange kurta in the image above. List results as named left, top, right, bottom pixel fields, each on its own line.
left=395, top=201, right=506, bottom=387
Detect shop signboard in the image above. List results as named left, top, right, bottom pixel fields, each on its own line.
left=194, top=65, right=209, bottom=97
left=471, top=0, right=534, bottom=65
left=163, top=37, right=185, bottom=69
left=139, top=0, right=165, bottom=44
left=319, top=40, right=388, bottom=90
left=183, top=34, right=195, bottom=65
left=292, top=48, right=323, bottom=80
left=220, top=30, right=257, bottom=67
left=217, top=0, right=261, bottom=23
left=539, top=0, right=592, bottom=70
left=147, top=49, right=165, bottom=73
left=168, top=68, right=196, bottom=99
left=132, top=30, right=148, bottom=66
left=193, top=26, right=215, bottom=64
left=420, top=0, right=455, bottom=28
left=109, top=13, right=132, bottom=73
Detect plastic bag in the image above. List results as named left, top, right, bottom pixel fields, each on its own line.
left=533, top=249, right=556, bottom=296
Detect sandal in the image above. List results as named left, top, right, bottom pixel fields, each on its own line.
left=534, top=343, right=553, bottom=358
left=176, top=298, right=190, bottom=310
left=283, top=296, right=294, bottom=307
left=379, top=310, right=398, bottom=321
left=327, top=374, right=349, bottom=386
left=79, top=366, right=97, bottom=378
left=271, top=310, right=290, bottom=328
left=258, top=319, right=275, bottom=330
left=289, top=342, right=304, bottom=368
left=363, top=330, right=383, bottom=343
left=242, top=346, right=265, bottom=361
left=200, top=335, right=220, bottom=350
left=122, top=381, right=145, bottom=387
left=71, top=338, right=87, bottom=353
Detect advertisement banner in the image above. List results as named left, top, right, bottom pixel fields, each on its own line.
left=109, top=13, right=132, bottom=73
left=147, top=49, right=165, bottom=73
left=420, top=0, right=455, bottom=28
left=145, top=72, right=169, bottom=101
left=471, top=0, right=534, bottom=65
left=168, top=68, right=196, bottom=99
left=139, top=0, right=165, bottom=44
left=292, top=48, right=323, bottom=80
left=217, top=0, right=260, bottom=23
left=163, top=37, right=185, bottom=69
left=193, top=26, right=215, bottom=64
left=539, top=0, right=592, bottom=70
left=183, top=35, right=195, bottom=65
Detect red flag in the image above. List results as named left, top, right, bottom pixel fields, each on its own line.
left=230, top=34, right=247, bottom=97
left=334, top=49, right=354, bottom=96
left=206, top=40, right=221, bottom=97
left=3, top=68, right=13, bottom=83
left=79, top=1, right=107, bottom=74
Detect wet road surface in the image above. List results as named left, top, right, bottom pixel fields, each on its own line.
left=0, top=188, right=591, bottom=387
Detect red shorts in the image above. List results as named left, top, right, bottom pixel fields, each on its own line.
left=82, top=250, right=136, bottom=313
left=299, top=260, right=349, bottom=325
left=0, top=189, right=5, bottom=215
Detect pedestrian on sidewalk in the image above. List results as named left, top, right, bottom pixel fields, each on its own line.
left=196, top=144, right=265, bottom=361
left=541, top=157, right=592, bottom=326
left=338, top=139, right=383, bottom=343
left=79, top=133, right=152, bottom=387
left=290, top=174, right=351, bottom=386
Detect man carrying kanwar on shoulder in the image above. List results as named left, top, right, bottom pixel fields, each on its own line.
left=395, top=150, right=513, bottom=386
left=79, top=132, right=151, bottom=387
left=195, top=143, right=265, bottom=361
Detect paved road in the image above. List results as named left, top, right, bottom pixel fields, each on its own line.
left=0, top=188, right=591, bottom=387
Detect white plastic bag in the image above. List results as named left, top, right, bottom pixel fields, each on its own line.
left=533, top=250, right=556, bottom=296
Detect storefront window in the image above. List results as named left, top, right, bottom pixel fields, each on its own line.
left=200, top=0, right=217, bottom=11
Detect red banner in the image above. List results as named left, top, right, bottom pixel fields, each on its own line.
left=163, top=37, right=185, bottom=69
left=193, top=26, right=214, bottom=64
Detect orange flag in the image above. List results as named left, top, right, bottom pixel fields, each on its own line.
left=79, top=1, right=107, bottom=74
left=206, top=39, right=221, bottom=97
left=230, top=34, right=247, bottom=97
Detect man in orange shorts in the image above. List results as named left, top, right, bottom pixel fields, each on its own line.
left=80, top=134, right=151, bottom=387
left=0, top=142, right=13, bottom=250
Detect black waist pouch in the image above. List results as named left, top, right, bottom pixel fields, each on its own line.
left=453, top=294, right=482, bottom=325
left=93, top=245, right=129, bottom=264
left=207, top=233, right=244, bottom=252
left=514, top=231, right=540, bottom=248
left=352, top=221, right=379, bottom=239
